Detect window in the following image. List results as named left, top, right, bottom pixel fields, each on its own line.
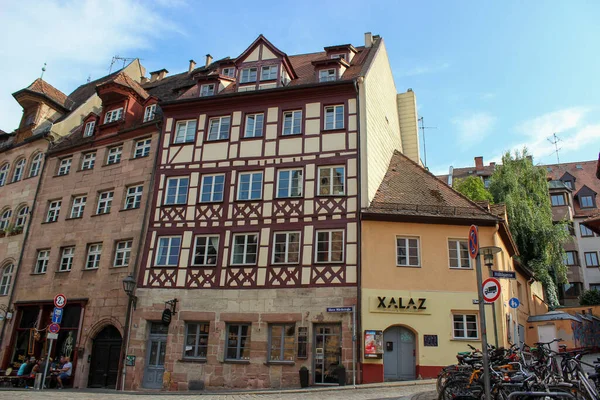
left=193, top=236, right=219, bottom=266
left=316, top=230, right=344, bottom=263
left=222, top=67, right=235, bottom=77
left=134, top=138, right=152, bottom=158
left=276, top=169, right=303, bottom=198
left=282, top=110, right=302, bottom=135
left=59, top=247, right=75, bottom=272
left=449, top=240, right=470, bottom=269
left=396, top=237, right=420, bottom=267
left=318, top=166, right=345, bottom=196
left=551, top=194, right=566, bottom=206
left=15, top=206, right=29, bottom=228
left=237, top=172, right=263, bottom=200
left=564, top=251, right=577, bottom=266
left=114, top=240, right=132, bottom=267
left=580, top=195, right=594, bottom=208
left=261, top=65, right=278, bottom=81
left=96, top=191, right=113, bottom=214
left=144, top=104, right=156, bottom=122
left=106, top=146, right=122, bottom=165
left=563, top=282, right=582, bottom=298
left=125, top=185, right=143, bottom=210
left=225, top=324, right=251, bottom=360
left=207, top=116, right=231, bottom=141
left=86, top=244, right=102, bottom=269
left=591, top=284, right=600, bottom=292
left=57, top=158, right=72, bottom=176
left=12, top=158, right=25, bottom=182
left=155, top=236, right=181, bottom=266
left=46, top=200, right=61, bottom=223
left=35, top=250, right=50, bottom=274
left=200, top=174, right=225, bottom=202
left=240, top=68, right=257, bottom=83
left=324, top=105, right=344, bottom=130
left=81, top=152, right=96, bottom=170
left=585, top=252, right=599, bottom=267
left=268, top=324, right=295, bottom=362
left=0, top=264, right=13, bottom=296
left=104, top=108, right=123, bottom=123
left=564, top=180, right=573, bottom=190
left=0, top=163, right=8, bottom=186
left=580, top=223, right=595, bottom=237
left=184, top=322, right=209, bottom=359
left=174, top=120, right=197, bottom=144
left=453, top=314, right=479, bottom=339
left=244, top=114, right=264, bottom=138
left=231, top=233, right=258, bottom=265
left=165, top=177, right=189, bottom=205
left=0, top=209, right=11, bottom=230
left=29, top=153, right=43, bottom=177
left=83, top=121, right=95, bottom=137
left=272, top=232, right=300, bottom=264
left=319, top=69, right=336, bottom=82
left=70, top=196, right=86, bottom=218
left=331, top=53, right=345, bottom=60
left=483, top=176, right=491, bottom=189
left=200, top=84, right=215, bottom=97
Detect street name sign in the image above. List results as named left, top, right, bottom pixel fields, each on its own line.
left=492, top=270, right=516, bottom=280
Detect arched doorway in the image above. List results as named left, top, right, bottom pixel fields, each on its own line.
left=383, top=326, right=416, bottom=381
left=88, top=325, right=122, bottom=388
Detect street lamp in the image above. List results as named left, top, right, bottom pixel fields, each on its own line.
left=480, top=246, right=503, bottom=348
left=120, top=274, right=137, bottom=391
left=122, top=274, right=137, bottom=309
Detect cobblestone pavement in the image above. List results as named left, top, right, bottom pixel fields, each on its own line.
left=0, top=383, right=436, bottom=400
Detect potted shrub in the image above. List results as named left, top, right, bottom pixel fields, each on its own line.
left=299, top=365, right=309, bottom=388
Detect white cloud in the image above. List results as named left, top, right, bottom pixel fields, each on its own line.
left=451, top=112, right=496, bottom=146
left=401, top=62, right=450, bottom=77
left=0, top=0, right=184, bottom=131
left=516, top=107, right=589, bottom=138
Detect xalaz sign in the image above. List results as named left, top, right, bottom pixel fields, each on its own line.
left=370, top=296, right=430, bottom=314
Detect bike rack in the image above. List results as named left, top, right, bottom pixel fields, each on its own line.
left=507, top=392, right=575, bottom=400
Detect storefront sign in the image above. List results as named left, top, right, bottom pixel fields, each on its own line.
left=161, top=309, right=172, bottom=325
left=371, top=296, right=429, bottom=314
left=364, top=330, right=383, bottom=359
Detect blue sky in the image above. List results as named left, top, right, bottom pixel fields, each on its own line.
left=1, top=0, right=598, bottom=173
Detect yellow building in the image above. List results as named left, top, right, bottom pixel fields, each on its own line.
left=360, top=151, right=547, bottom=383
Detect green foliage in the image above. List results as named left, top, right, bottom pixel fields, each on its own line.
left=488, top=149, right=569, bottom=308
left=579, top=289, right=600, bottom=306
left=454, top=176, right=494, bottom=202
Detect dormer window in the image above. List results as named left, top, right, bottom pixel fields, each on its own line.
left=564, top=181, right=573, bottom=190
left=200, top=84, right=215, bottom=97
left=222, top=68, right=235, bottom=78
left=331, top=54, right=346, bottom=60
left=144, top=104, right=156, bottom=122
left=104, top=108, right=123, bottom=124
left=319, top=69, right=337, bottom=82
left=260, top=66, right=278, bottom=81
left=83, top=121, right=95, bottom=137
left=240, top=68, right=257, bottom=84
left=580, top=195, right=594, bottom=208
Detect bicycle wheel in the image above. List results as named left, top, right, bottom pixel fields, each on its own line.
left=548, top=384, right=592, bottom=400
left=439, top=378, right=483, bottom=400
left=438, top=369, right=470, bottom=393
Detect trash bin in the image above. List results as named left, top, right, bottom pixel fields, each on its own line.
left=336, top=365, right=346, bottom=386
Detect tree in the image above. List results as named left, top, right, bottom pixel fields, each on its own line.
left=454, top=176, right=494, bottom=202
left=579, top=289, right=600, bottom=306
left=488, top=149, right=569, bottom=308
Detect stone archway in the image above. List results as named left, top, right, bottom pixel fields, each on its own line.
left=88, top=325, right=122, bottom=389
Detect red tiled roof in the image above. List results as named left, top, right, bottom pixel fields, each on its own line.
left=99, top=72, right=150, bottom=100
left=14, top=78, right=71, bottom=109
left=545, top=160, right=600, bottom=217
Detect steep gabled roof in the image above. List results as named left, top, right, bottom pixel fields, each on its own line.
left=12, top=78, right=71, bottom=111
left=98, top=72, right=150, bottom=100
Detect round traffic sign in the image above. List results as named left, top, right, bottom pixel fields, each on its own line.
left=482, top=277, right=501, bottom=302
left=509, top=297, right=520, bottom=308
left=54, top=294, right=67, bottom=309
left=49, top=323, right=60, bottom=334
left=468, top=225, right=479, bottom=259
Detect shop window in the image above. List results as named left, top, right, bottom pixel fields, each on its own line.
left=268, top=324, right=295, bottom=362
left=225, top=324, right=251, bottom=360
left=184, top=322, right=209, bottom=359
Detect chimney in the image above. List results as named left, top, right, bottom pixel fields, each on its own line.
left=475, top=156, right=484, bottom=171
left=364, top=32, right=373, bottom=48
left=140, top=76, right=149, bottom=84
left=149, top=69, right=168, bottom=83
left=490, top=162, right=496, bottom=168
left=188, top=59, right=196, bottom=73
left=205, top=54, right=213, bottom=67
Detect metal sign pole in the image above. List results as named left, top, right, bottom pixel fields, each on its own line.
left=40, top=339, right=53, bottom=391
left=491, top=301, right=499, bottom=348
left=352, top=305, right=356, bottom=386
left=475, top=253, right=491, bottom=400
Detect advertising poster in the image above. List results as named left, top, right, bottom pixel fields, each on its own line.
left=364, top=330, right=383, bottom=359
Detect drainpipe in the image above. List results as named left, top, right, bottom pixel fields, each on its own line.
left=353, top=77, right=363, bottom=385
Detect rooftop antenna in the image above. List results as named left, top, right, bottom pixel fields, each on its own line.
left=86, top=75, right=91, bottom=83
left=109, top=56, right=138, bottom=73
left=418, top=116, right=437, bottom=168
left=547, top=133, right=562, bottom=164
left=40, top=62, right=47, bottom=79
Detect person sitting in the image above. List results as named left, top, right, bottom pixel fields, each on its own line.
left=16, top=360, right=29, bottom=376
left=56, top=356, right=72, bottom=389
left=22, top=357, right=35, bottom=377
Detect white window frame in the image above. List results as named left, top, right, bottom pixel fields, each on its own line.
left=12, top=159, right=25, bottom=182
left=272, top=231, right=301, bottom=264
left=192, top=235, right=219, bottom=266
left=0, top=209, right=11, bottom=230
left=453, top=314, right=479, bottom=339
left=324, top=105, right=344, bottom=130
left=315, top=230, right=345, bottom=263
left=231, top=233, right=259, bottom=266
left=0, top=164, right=8, bottom=186
left=96, top=191, right=114, bottom=215
left=449, top=239, right=471, bottom=269
left=15, top=206, right=29, bottom=228
left=319, top=69, right=337, bottom=82
left=260, top=65, right=278, bottom=81
left=276, top=169, right=303, bottom=198
left=143, top=104, right=156, bottom=122
left=165, top=177, right=189, bottom=205
left=237, top=172, right=263, bottom=201
left=81, top=152, right=96, bottom=170
left=396, top=237, right=420, bottom=267
left=317, top=166, right=345, bottom=196
left=200, top=84, right=215, bottom=97
left=106, top=146, right=122, bottom=165
left=240, top=67, right=257, bottom=83
left=282, top=110, right=302, bottom=135
left=222, top=67, right=235, bottom=77
left=585, top=252, right=599, bottom=267
left=83, top=121, right=96, bottom=137
left=86, top=243, right=102, bottom=270
left=199, top=174, right=225, bottom=203
left=134, top=138, right=152, bottom=158
left=155, top=236, right=181, bottom=266
left=114, top=240, right=132, bottom=267
left=46, top=200, right=61, bottom=223
left=174, top=120, right=197, bottom=144
left=58, top=158, right=72, bottom=176
left=125, top=185, right=143, bottom=210
left=104, top=108, right=123, bottom=124
left=29, top=153, right=43, bottom=178
left=0, top=263, right=13, bottom=296
left=70, top=196, right=86, bottom=219
left=35, top=250, right=50, bottom=274
left=244, top=113, right=264, bottom=138
left=59, top=247, right=75, bottom=272
left=207, top=116, right=231, bottom=141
